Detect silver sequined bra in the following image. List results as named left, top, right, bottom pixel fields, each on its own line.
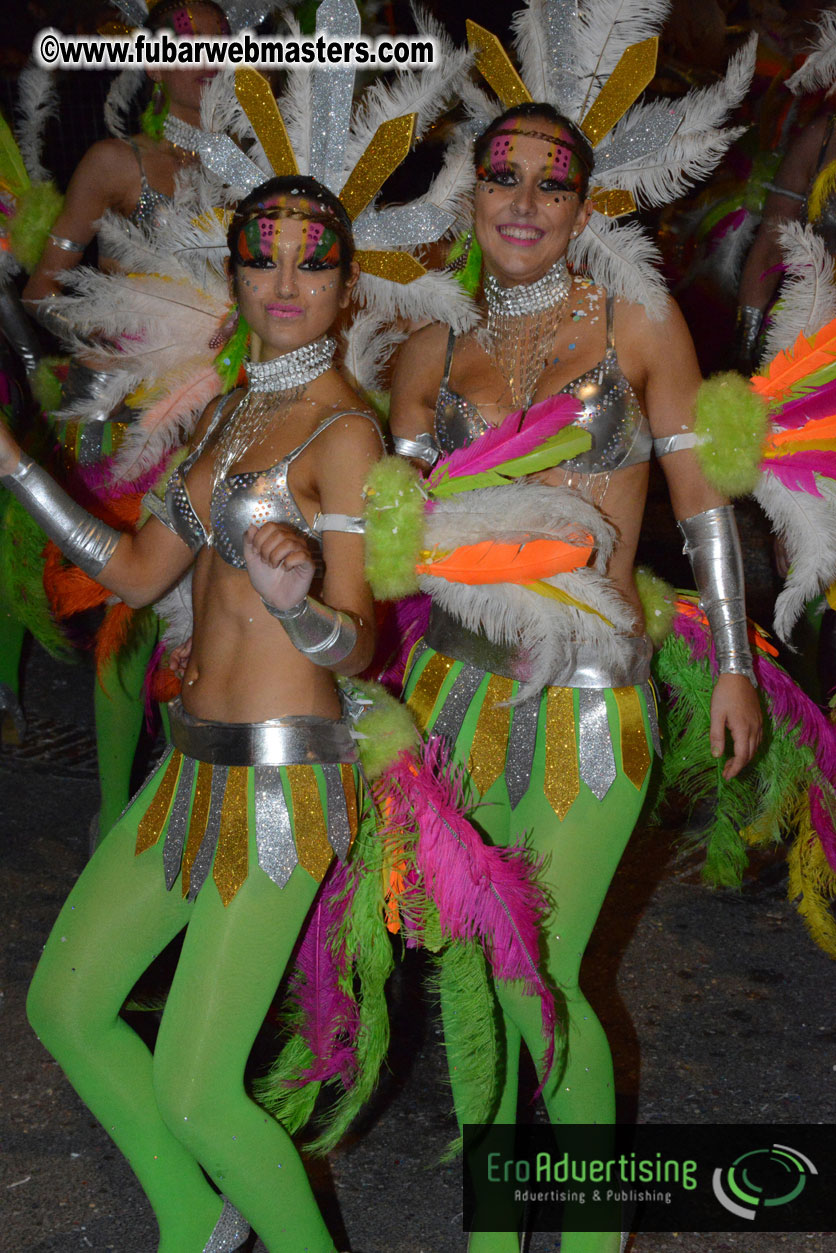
left=435, top=294, right=652, bottom=473
left=145, top=400, right=380, bottom=567
left=127, top=141, right=170, bottom=227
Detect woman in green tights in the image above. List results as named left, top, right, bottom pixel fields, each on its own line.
left=391, top=105, right=763, bottom=1253
left=1, top=176, right=382, bottom=1252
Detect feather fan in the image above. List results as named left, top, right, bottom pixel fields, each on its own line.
left=15, top=63, right=58, bottom=184
left=763, top=221, right=836, bottom=361
left=754, top=472, right=836, bottom=640
left=109, top=365, right=221, bottom=483
left=568, top=215, right=669, bottom=317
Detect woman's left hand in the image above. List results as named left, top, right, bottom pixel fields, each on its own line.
left=709, top=672, right=762, bottom=780
left=243, top=523, right=316, bottom=612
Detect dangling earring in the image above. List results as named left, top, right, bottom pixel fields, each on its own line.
left=140, top=81, right=170, bottom=142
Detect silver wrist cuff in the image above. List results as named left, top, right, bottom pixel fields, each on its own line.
left=0, top=453, right=120, bottom=577
left=0, top=283, right=44, bottom=378
left=393, top=432, right=441, bottom=467
left=678, top=505, right=757, bottom=686
left=736, top=305, right=763, bottom=360
left=60, top=360, right=119, bottom=423
left=48, top=233, right=87, bottom=254
left=261, top=594, right=358, bottom=667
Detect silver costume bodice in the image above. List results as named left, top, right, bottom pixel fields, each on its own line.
left=154, top=401, right=377, bottom=568
left=127, top=142, right=170, bottom=227
left=434, top=294, right=651, bottom=471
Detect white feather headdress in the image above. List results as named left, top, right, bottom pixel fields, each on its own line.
left=462, top=0, right=756, bottom=316
left=786, top=11, right=836, bottom=96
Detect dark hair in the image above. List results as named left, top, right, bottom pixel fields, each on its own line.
left=474, top=103, right=594, bottom=199
left=227, top=175, right=356, bottom=279
left=147, top=0, right=231, bottom=34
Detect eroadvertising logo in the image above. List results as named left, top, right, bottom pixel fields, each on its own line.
left=712, top=1144, right=818, bottom=1220
left=462, top=1124, right=833, bottom=1233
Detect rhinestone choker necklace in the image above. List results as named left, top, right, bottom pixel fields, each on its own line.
left=245, top=336, right=336, bottom=393
left=483, top=257, right=572, bottom=317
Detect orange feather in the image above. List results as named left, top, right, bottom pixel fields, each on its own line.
left=43, top=543, right=110, bottom=617
left=95, top=602, right=136, bottom=679
left=764, top=411, right=836, bottom=451
left=753, top=322, right=836, bottom=402
left=416, top=536, right=593, bottom=585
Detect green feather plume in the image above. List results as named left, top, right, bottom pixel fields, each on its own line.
left=634, top=566, right=676, bottom=647
left=350, top=679, right=420, bottom=780
left=694, top=372, right=768, bottom=498
left=30, top=358, right=65, bottom=414
left=446, top=231, right=482, bottom=295
left=364, top=456, right=424, bottom=599
left=0, top=113, right=29, bottom=198
left=213, top=313, right=250, bottom=392
left=139, top=87, right=169, bottom=141
left=0, top=491, right=71, bottom=659
left=9, top=182, right=64, bottom=273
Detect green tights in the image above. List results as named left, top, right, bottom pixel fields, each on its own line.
left=27, top=780, right=338, bottom=1253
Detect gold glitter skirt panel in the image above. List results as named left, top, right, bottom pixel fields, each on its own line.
left=130, top=744, right=361, bottom=907
left=403, top=640, right=661, bottom=817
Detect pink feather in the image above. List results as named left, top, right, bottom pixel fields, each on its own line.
left=808, top=785, right=836, bottom=873
left=377, top=739, right=557, bottom=1084
left=428, top=393, right=581, bottom=488
left=763, top=451, right=836, bottom=495
left=371, top=594, right=431, bottom=694
left=771, top=377, right=836, bottom=430
left=287, top=861, right=359, bottom=1086
left=109, top=366, right=223, bottom=484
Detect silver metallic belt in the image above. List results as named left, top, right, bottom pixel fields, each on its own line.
left=169, top=699, right=358, bottom=766
left=425, top=605, right=653, bottom=689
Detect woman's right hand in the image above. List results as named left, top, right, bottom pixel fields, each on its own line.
left=0, top=422, right=22, bottom=476
left=243, top=523, right=316, bottom=612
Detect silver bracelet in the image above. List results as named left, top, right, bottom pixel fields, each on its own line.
left=261, top=594, right=358, bottom=667
left=393, top=432, right=441, bottom=467
left=735, top=305, right=763, bottom=362
left=678, top=505, right=757, bottom=687
left=0, top=453, right=120, bottom=577
left=0, top=282, right=43, bottom=377
left=48, top=232, right=87, bottom=254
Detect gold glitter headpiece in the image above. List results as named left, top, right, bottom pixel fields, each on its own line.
left=467, top=18, right=658, bottom=217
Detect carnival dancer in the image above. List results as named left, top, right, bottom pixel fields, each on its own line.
left=385, top=7, right=760, bottom=1251
left=1, top=2, right=475, bottom=1238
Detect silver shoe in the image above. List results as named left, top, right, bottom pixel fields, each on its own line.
left=203, top=1199, right=250, bottom=1252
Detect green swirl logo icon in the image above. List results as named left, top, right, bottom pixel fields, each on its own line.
left=712, top=1144, right=817, bottom=1220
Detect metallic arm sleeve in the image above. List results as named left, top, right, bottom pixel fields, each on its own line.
left=678, top=505, right=756, bottom=686
left=0, top=283, right=44, bottom=377
left=393, top=431, right=441, bottom=467
left=261, top=594, right=358, bottom=667
left=1, top=453, right=120, bottom=577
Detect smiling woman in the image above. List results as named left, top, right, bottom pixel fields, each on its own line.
left=0, top=173, right=383, bottom=1253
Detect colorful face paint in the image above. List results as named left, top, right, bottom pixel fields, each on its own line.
left=150, top=2, right=231, bottom=34
left=476, top=121, right=589, bottom=196
left=232, top=209, right=342, bottom=270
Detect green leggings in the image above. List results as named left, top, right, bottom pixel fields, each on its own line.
left=27, top=763, right=339, bottom=1253
left=404, top=647, right=654, bottom=1253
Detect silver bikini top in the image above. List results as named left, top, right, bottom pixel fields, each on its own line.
left=127, top=142, right=170, bottom=227
left=434, top=294, right=652, bottom=472
left=144, top=398, right=379, bottom=567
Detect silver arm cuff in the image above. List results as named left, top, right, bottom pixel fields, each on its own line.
left=1, top=453, right=121, bottom=577
left=653, top=432, right=699, bottom=458
left=736, top=305, right=763, bottom=360
left=393, top=432, right=441, bottom=467
left=0, top=283, right=44, bottom=377
left=678, top=505, right=757, bottom=687
left=48, top=233, right=87, bottom=254
left=261, top=594, right=358, bottom=667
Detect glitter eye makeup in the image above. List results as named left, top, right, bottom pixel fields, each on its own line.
left=299, top=222, right=341, bottom=270
left=476, top=123, right=588, bottom=197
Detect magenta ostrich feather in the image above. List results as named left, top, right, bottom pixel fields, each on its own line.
left=78, top=450, right=172, bottom=499
left=771, top=378, right=836, bottom=430
left=287, top=862, right=359, bottom=1086
left=428, top=392, right=580, bottom=489
left=808, top=785, right=836, bottom=872
left=373, top=594, right=432, bottom=694
left=764, top=451, right=836, bottom=495
left=378, top=739, right=557, bottom=1082
left=143, top=640, right=167, bottom=728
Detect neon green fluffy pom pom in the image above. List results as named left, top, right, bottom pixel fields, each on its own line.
left=694, top=371, right=768, bottom=497
left=364, top=455, right=424, bottom=599
left=634, top=566, right=676, bottom=648
left=31, top=358, right=65, bottom=414
left=350, top=680, right=420, bottom=779
left=9, top=182, right=64, bottom=273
